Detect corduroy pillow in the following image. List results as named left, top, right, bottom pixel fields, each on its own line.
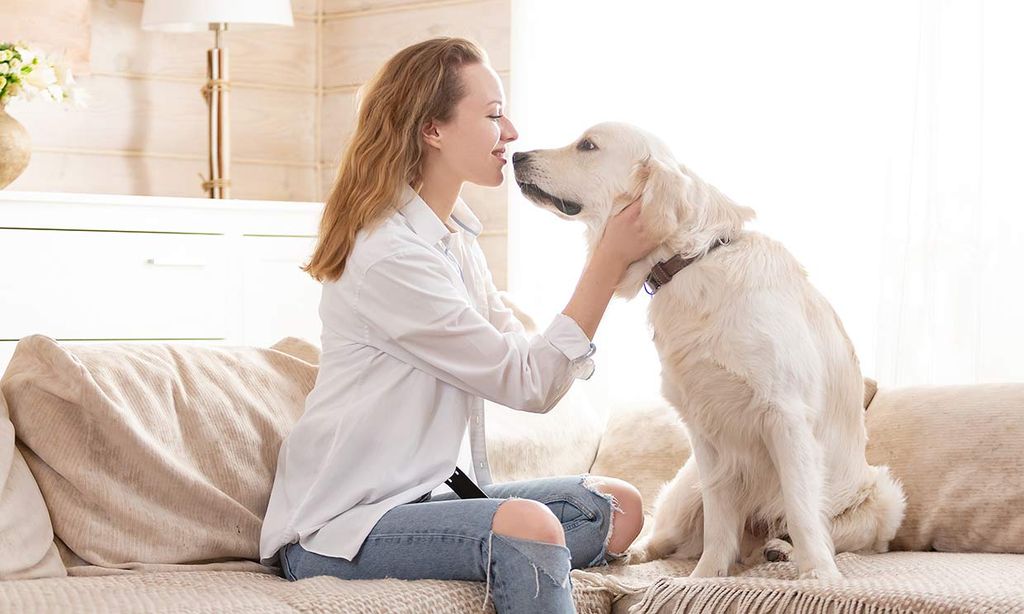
left=0, top=387, right=66, bottom=579
left=866, top=383, right=1024, bottom=553
left=1, top=335, right=318, bottom=569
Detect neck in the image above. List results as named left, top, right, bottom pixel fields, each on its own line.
left=614, top=170, right=755, bottom=299
left=416, top=162, right=463, bottom=227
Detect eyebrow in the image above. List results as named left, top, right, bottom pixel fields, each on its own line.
left=488, top=99, right=503, bottom=105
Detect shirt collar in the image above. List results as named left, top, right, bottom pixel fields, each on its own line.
left=397, top=184, right=484, bottom=246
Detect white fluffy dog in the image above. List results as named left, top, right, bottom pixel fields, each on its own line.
left=512, top=122, right=906, bottom=579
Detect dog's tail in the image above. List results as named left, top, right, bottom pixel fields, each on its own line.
left=830, top=465, right=907, bottom=553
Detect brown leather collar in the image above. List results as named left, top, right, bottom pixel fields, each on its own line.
left=644, top=237, right=731, bottom=296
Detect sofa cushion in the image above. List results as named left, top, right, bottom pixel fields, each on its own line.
left=0, top=335, right=319, bottom=569
left=485, top=384, right=608, bottom=483
left=866, top=383, right=1024, bottom=553
left=0, top=567, right=611, bottom=614
left=0, top=389, right=66, bottom=579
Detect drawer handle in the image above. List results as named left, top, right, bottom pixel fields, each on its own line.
left=145, top=258, right=207, bottom=268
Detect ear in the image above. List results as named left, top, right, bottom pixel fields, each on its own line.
left=618, top=155, right=691, bottom=244
left=421, top=120, right=442, bottom=151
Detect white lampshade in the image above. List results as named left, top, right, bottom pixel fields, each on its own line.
left=141, top=0, right=294, bottom=33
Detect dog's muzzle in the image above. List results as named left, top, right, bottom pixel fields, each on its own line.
left=512, top=153, right=583, bottom=216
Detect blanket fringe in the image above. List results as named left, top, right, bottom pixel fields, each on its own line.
left=623, top=579, right=905, bottom=614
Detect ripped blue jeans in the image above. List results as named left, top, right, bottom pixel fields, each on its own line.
left=278, top=474, right=624, bottom=613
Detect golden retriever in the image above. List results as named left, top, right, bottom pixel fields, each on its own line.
left=512, top=122, right=906, bottom=579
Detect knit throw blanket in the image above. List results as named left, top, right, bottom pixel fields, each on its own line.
left=570, top=551, right=1024, bottom=614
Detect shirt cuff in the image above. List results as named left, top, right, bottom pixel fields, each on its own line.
left=544, top=313, right=597, bottom=380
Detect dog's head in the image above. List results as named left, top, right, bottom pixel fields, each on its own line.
left=513, top=122, right=685, bottom=237
left=513, top=122, right=753, bottom=297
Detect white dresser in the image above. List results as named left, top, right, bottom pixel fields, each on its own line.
left=0, top=191, right=325, bottom=374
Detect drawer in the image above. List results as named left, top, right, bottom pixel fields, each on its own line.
left=0, top=229, right=229, bottom=340
left=239, top=235, right=323, bottom=347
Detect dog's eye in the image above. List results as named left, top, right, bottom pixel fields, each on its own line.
left=577, top=138, right=598, bottom=152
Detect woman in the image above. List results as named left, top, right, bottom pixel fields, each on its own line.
left=259, top=37, right=658, bottom=613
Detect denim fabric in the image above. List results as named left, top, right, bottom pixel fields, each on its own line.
left=278, top=475, right=620, bottom=614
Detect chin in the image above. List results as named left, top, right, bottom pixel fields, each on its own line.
left=473, top=173, right=505, bottom=188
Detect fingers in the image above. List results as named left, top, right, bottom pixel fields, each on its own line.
left=617, top=197, right=643, bottom=217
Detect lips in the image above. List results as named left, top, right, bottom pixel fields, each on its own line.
left=491, top=149, right=506, bottom=163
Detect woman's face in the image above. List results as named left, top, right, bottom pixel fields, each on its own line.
left=427, top=62, right=518, bottom=188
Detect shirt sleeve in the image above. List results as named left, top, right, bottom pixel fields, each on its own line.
left=467, top=239, right=528, bottom=335
left=355, top=247, right=596, bottom=413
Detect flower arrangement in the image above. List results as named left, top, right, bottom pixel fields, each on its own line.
left=0, top=41, right=86, bottom=109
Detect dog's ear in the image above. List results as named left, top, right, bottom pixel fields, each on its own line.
left=616, top=155, right=692, bottom=244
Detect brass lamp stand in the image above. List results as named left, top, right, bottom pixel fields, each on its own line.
left=201, top=23, right=230, bottom=199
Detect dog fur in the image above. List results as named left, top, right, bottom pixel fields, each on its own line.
left=512, top=122, right=906, bottom=579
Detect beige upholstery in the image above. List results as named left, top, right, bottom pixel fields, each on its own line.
left=1, top=335, right=318, bottom=570
left=2, top=330, right=1022, bottom=614
left=0, top=389, right=65, bottom=580
left=866, top=382, right=1024, bottom=553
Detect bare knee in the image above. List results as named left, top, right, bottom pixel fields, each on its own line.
left=491, top=499, right=566, bottom=546
left=586, top=477, right=645, bottom=553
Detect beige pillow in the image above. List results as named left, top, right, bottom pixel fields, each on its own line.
left=1, top=335, right=319, bottom=569
left=588, top=401, right=692, bottom=513
left=866, top=383, right=1024, bottom=553
left=0, top=389, right=66, bottom=579
left=485, top=384, right=608, bottom=483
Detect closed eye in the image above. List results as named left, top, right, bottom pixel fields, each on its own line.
left=577, top=138, right=598, bottom=151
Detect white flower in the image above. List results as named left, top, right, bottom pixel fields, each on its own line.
left=16, top=46, right=37, bottom=66
left=24, top=62, right=57, bottom=90
left=0, top=42, right=84, bottom=108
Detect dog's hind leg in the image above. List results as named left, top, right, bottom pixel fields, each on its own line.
left=830, top=465, right=907, bottom=554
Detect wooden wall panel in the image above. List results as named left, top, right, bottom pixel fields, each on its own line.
left=0, top=0, right=91, bottom=74
left=92, top=0, right=317, bottom=89
left=321, top=0, right=509, bottom=88
left=7, top=150, right=316, bottom=201
left=10, top=75, right=315, bottom=164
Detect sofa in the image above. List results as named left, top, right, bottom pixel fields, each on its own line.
left=1, top=333, right=1023, bottom=613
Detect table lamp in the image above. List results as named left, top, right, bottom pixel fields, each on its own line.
left=141, top=0, right=294, bottom=198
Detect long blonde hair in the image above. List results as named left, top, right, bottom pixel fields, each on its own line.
left=301, top=37, right=488, bottom=283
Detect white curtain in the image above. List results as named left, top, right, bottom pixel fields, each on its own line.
left=506, top=0, right=1023, bottom=410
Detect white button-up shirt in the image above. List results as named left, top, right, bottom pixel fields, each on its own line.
left=259, top=185, right=597, bottom=565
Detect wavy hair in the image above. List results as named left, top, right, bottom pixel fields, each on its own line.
left=301, top=37, right=488, bottom=282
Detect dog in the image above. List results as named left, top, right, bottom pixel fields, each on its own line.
left=512, top=122, right=906, bottom=579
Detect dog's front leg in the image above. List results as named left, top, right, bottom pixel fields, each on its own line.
left=689, top=431, right=743, bottom=577
left=763, top=401, right=842, bottom=580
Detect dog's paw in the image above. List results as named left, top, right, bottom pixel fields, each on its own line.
left=691, top=554, right=732, bottom=578
left=763, top=537, right=793, bottom=563
left=622, top=543, right=658, bottom=564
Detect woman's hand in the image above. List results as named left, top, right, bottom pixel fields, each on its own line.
left=561, top=198, right=660, bottom=340
left=595, top=198, right=659, bottom=268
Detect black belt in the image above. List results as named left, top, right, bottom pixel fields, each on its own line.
left=444, top=465, right=489, bottom=499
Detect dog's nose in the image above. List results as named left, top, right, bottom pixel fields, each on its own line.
left=512, top=151, right=529, bottom=164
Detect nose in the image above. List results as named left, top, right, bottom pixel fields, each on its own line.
left=512, top=152, right=530, bottom=165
